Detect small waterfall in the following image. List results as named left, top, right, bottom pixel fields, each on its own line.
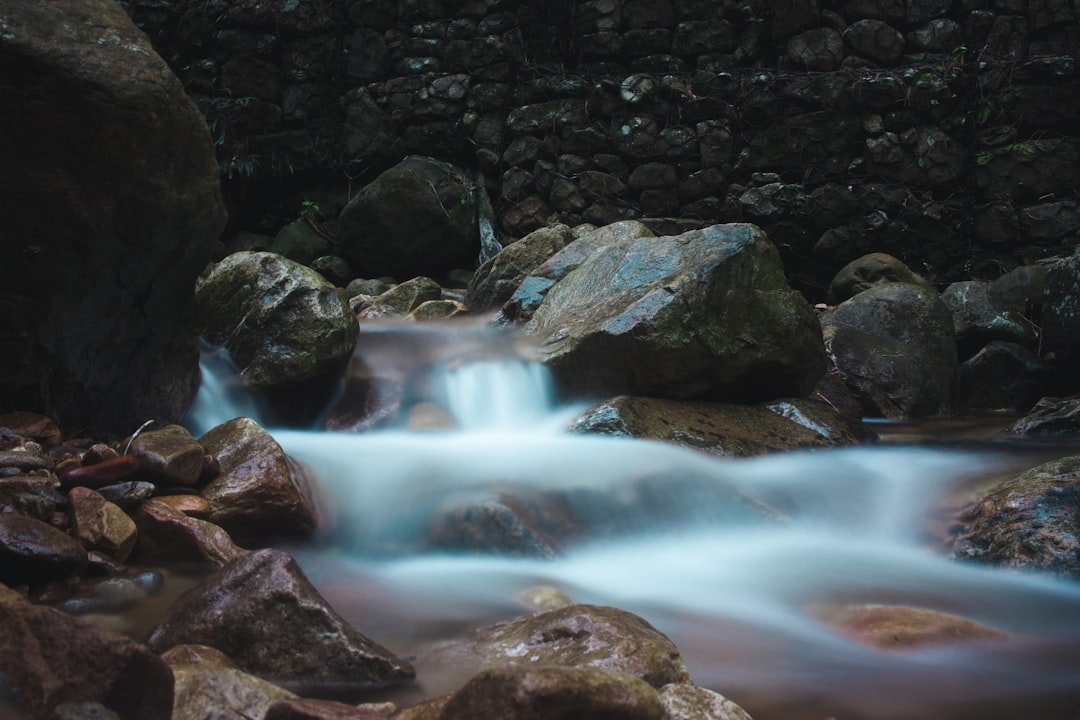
left=183, top=343, right=265, bottom=436
left=433, top=358, right=557, bottom=431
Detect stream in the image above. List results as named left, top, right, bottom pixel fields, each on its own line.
left=186, top=322, right=1080, bottom=720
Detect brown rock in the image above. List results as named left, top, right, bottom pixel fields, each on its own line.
left=151, top=494, right=212, bottom=519
left=659, top=683, right=755, bottom=720
left=0, top=584, right=173, bottom=720
left=132, top=499, right=244, bottom=567
left=127, top=425, right=205, bottom=487
left=439, top=665, right=665, bottom=720
left=172, top=664, right=295, bottom=720
left=197, top=417, right=319, bottom=544
left=422, top=604, right=691, bottom=689
left=0, top=412, right=62, bottom=447
left=808, top=603, right=1006, bottom=650
left=68, top=486, right=138, bottom=562
left=265, top=698, right=391, bottom=720
left=147, top=548, right=415, bottom=695
left=0, top=512, right=87, bottom=586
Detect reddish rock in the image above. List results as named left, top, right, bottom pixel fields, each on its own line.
left=132, top=499, right=244, bottom=567
left=808, top=603, right=1007, bottom=650
left=59, top=455, right=140, bottom=490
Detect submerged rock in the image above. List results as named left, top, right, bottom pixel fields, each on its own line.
left=524, top=224, right=825, bottom=403
left=147, top=548, right=416, bottom=695
left=952, top=453, right=1080, bottom=578
left=808, top=603, right=1006, bottom=650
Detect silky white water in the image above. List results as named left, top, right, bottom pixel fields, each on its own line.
left=187, top=325, right=1080, bottom=720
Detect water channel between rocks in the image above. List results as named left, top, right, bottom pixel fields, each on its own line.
left=182, top=322, right=1080, bottom=720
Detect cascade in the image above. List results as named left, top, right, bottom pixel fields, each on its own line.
left=189, top=324, right=1080, bottom=720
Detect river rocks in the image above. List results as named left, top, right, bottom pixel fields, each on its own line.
left=439, top=666, right=666, bottom=720
left=421, top=604, right=691, bottom=689
left=337, top=156, right=479, bottom=280
left=568, top=395, right=860, bottom=458
left=0, top=584, right=173, bottom=720
left=0, top=513, right=87, bottom=587
left=465, top=225, right=576, bottom=313
left=197, top=417, right=319, bottom=544
left=951, top=453, right=1080, bottom=578
left=0, top=0, right=225, bottom=436
left=523, top=224, right=826, bottom=403
left=196, top=251, right=358, bottom=411
left=808, top=604, right=1006, bottom=650
left=820, top=282, right=957, bottom=419
left=147, top=548, right=416, bottom=695
left=171, top=663, right=296, bottom=720
left=356, top=276, right=443, bottom=321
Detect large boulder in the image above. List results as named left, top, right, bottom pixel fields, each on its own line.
left=0, top=0, right=226, bottom=435
left=466, top=225, right=576, bottom=313
left=941, top=280, right=1036, bottom=361
left=195, top=252, right=358, bottom=421
left=951, top=453, right=1080, bottom=579
left=820, top=282, right=957, bottom=419
left=147, top=548, right=416, bottom=696
left=1040, top=254, right=1080, bottom=395
left=523, top=224, right=826, bottom=403
left=337, top=156, right=479, bottom=279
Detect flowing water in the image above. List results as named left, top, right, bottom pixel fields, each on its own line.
left=187, top=323, right=1080, bottom=720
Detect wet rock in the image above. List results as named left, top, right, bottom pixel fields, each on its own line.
left=501, top=220, right=655, bottom=324
left=357, top=277, right=443, bottom=321
left=826, top=253, right=933, bottom=305
left=941, top=281, right=1036, bottom=360
left=952, top=453, right=1080, bottom=578
left=150, top=493, right=212, bottom=518
left=126, top=425, right=205, bottom=487
left=440, top=666, right=665, bottom=720
left=808, top=604, right=1007, bottom=650
left=95, top=481, right=156, bottom=510
left=197, top=417, right=319, bottom=544
left=147, top=548, right=416, bottom=695
left=1007, top=396, right=1080, bottom=435
left=132, top=500, right=244, bottom=566
left=820, top=282, right=957, bottom=419
left=956, top=342, right=1049, bottom=413
left=421, top=604, right=691, bottom=688
left=0, top=450, right=54, bottom=474
left=569, top=395, right=858, bottom=457
left=61, top=571, right=163, bottom=616
left=408, top=299, right=468, bottom=321
left=0, top=584, right=173, bottom=720
left=196, top=251, right=358, bottom=391
left=466, top=225, right=576, bottom=313
left=0, top=512, right=87, bottom=586
left=59, top=456, right=140, bottom=491
left=68, top=487, right=138, bottom=562
left=337, top=156, right=478, bottom=279
left=0, top=0, right=225, bottom=436
left=159, top=643, right=238, bottom=669
left=524, top=224, right=825, bottom=403
left=659, top=683, right=755, bottom=720
left=171, top=664, right=296, bottom=720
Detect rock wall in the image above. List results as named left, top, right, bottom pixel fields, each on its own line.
left=122, top=0, right=1079, bottom=297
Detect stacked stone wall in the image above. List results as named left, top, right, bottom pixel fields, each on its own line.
left=123, top=0, right=1080, bottom=296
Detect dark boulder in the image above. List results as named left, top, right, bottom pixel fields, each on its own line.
left=337, top=156, right=479, bottom=280
left=0, top=0, right=226, bottom=436
left=523, top=224, right=826, bottom=403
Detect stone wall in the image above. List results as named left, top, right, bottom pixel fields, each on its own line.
left=122, top=0, right=1080, bottom=297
